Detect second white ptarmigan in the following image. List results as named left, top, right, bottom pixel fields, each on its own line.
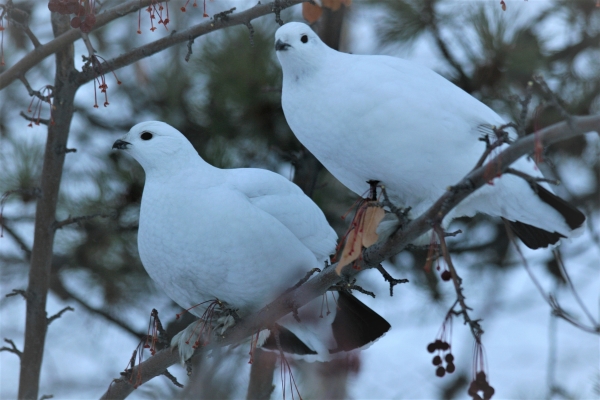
left=275, top=22, right=585, bottom=249
left=112, top=121, right=390, bottom=362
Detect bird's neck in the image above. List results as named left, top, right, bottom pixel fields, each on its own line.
left=144, top=154, right=218, bottom=182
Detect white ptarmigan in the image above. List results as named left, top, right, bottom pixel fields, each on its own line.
left=112, top=121, right=390, bottom=362
left=275, top=22, right=585, bottom=249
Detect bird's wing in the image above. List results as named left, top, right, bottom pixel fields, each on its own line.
left=227, top=168, right=338, bottom=262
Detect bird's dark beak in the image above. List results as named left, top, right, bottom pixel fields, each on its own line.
left=112, top=139, right=131, bottom=150
left=275, top=39, right=290, bottom=52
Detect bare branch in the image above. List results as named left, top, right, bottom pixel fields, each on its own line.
left=0, top=338, right=22, bottom=358
left=0, top=0, right=163, bottom=90
left=53, top=212, right=113, bottom=231
left=161, top=369, right=184, bottom=388
left=6, top=289, right=28, bottom=300
left=553, top=249, right=598, bottom=328
left=75, top=1, right=307, bottom=87
left=435, top=226, right=483, bottom=341
left=100, top=115, right=600, bottom=398
left=20, top=111, right=51, bottom=126
left=1, top=223, right=32, bottom=258
left=39, top=395, right=54, bottom=400
left=47, top=306, right=74, bottom=326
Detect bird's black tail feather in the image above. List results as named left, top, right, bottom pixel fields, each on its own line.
left=329, top=291, right=391, bottom=354
left=505, top=183, right=585, bottom=249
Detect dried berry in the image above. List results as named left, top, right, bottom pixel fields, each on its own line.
left=427, top=343, right=436, bottom=353
left=86, top=13, right=96, bottom=26
left=446, top=362, right=455, bottom=373
left=476, top=371, right=487, bottom=383
left=66, top=2, right=80, bottom=14
left=432, top=355, right=442, bottom=366
left=435, top=366, right=445, bottom=377
left=440, top=341, right=450, bottom=351
left=483, top=385, right=495, bottom=399
left=441, top=270, right=452, bottom=281
left=434, top=339, right=443, bottom=348
left=445, top=353, right=454, bottom=363
left=70, top=16, right=81, bottom=28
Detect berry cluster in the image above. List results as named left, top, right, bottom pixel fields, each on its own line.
left=468, top=371, right=495, bottom=400
left=47, top=0, right=96, bottom=33
left=427, top=339, right=455, bottom=377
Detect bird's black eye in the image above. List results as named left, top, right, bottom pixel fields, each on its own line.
left=301, top=34, right=308, bottom=43
left=141, top=131, right=153, bottom=141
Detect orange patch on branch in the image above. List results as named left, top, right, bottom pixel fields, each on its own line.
left=336, top=201, right=384, bottom=274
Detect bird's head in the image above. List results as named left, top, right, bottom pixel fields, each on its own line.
left=113, top=121, right=199, bottom=174
left=275, top=22, right=326, bottom=79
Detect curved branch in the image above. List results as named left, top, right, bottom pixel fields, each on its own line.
left=100, top=114, right=600, bottom=399
left=0, top=0, right=161, bottom=90
left=74, top=0, right=307, bottom=87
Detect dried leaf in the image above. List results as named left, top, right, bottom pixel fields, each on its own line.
left=302, top=3, right=323, bottom=23
left=336, top=225, right=362, bottom=274
left=361, top=206, right=385, bottom=247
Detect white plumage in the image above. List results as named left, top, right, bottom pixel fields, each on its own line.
left=275, top=22, right=585, bottom=249
left=113, top=121, right=389, bottom=362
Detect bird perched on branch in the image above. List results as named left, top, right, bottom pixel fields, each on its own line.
left=112, top=121, right=390, bottom=362
left=275, top=22, right=585, bottom=249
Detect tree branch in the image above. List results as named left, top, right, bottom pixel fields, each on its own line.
left=74, top=0, right=307, bottom=87
left=0, top=338, right=22, bottom=358
left=18, top=12, right=78, bottom=400
left=99, top=114, right=600, bottom=399
left=0, top=0, right=162, bottom=90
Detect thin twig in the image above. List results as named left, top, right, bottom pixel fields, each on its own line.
left=5, top=289, right=28, bottom=299
left=505, top=168, right=560, bottom=186
left=161, top=369, right=184, bottom=388
left=553, top=249, right=598, bottom=328
left=18, top=76, right=54, bottom=101
left=375, top=264, right=409, bottom=296
left=434, top=226, right=483, bottom=341
left=52, top=212, right=113, bottom=231
left=504, top=221, right=600, bottom=334
left=19, top=111, right=51, bottom=126
left=80, top=31, right=96, bottom=56
left=517, top=81, right=534, bottom=138
left=1, top=224, right=32, bottom=258
left=284, top=267, right=321, bottom=294
left=47, top=306, right=75, bottom=325
left=0, top=338, right=22, bottom=358
left=184, top=36, right=194, bottom=62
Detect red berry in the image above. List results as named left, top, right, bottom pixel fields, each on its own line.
left=427, top=343, right=436, bottom=353
left=435, top=366, right=445, bottom=377
left=66, top=2, right=79, bottom=14
left=86, top=14, right=97, bottom=26
left=70, top=17, right=81, bottom=28
left=483, top=385, right=495, bottom=399
left=80, top=21, right=92, bottom=33
left=441, top=270, right=451, bottom=281
left=48, top=2, right=60, bottom=12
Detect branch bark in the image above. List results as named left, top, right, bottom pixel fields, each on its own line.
left=17, top=12, right=79, bottom=400
left=100, top=114, right=600, bottom=399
